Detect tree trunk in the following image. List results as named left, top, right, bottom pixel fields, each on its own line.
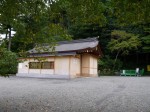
left=8, top=27, right=11, bottom=51
left=113, top=51, right=120, bottom=71
left=5, top=28, right=8, bottom=39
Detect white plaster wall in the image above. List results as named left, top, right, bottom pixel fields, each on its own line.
left=55, top=56, right=70, bottom=75
left=89, top=69, right=97, bottom=76
left=89, top=55, right=98, bottom=76
left=29, top=69, right=40, bottom=74
left=93, top=69, right=98, bottom=75
left=70, top=56, right=81, bottom=77
left=17, top=55, right=98, bottom=78
left=93, top=57, right=98, bottom=68
left=41, top=69, right=54, bottom=74
left=18, top=60, right=29, bottom=74
left=89, top=68, right=93, bottom=75
left=81, top=54, right=98, bottom=77
left=89, top=55, right=97, bottom=68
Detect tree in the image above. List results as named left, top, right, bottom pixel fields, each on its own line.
left=141, top=27, right=150, bottom=53
left=0, top=0, right=20, bottom=51
left=98, top=55, right=123, bottom=75
left=56, top=0, right=107, bottom=26
left=0, top=0, right=72, bottom=53
left=108, top=30, right=141, bottom=70
left=111, top=0, right=150, bottom=25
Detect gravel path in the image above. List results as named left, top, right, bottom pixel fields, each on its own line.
left=0, top=76, right=150, bottom=112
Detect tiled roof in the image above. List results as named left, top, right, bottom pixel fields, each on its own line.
left=28, top=37, right=99, bottom=54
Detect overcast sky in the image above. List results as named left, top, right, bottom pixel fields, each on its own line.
left=0, top=31, right=16, bottom=39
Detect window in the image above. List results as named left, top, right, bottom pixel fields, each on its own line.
left=29, top=62, right=41, bottom=69
left=29, top=62, right=54, bottom=69
left=42, top=62, right=54, bottom=69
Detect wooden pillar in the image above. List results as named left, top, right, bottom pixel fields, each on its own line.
left=54, top=57, right=55, bottom=75
left=28, top=58, right=30, bottom=74
left=69, top=56, right=71, bottom=79
left=80, top=54, right=82, bottom=77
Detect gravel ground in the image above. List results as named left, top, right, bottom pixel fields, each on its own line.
left=0, top=76, right=150, bottom=112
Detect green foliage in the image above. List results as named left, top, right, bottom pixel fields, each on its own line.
left=0, top=0, right=149, bottom=74
left=141, top=27, right=150, bottom=53
left=0, top=48, right=18, bottom=76
left=108, top=30, right=141, bottom=55
left=0, top=0, right=72, bottom=52
left=98, top=56, right=123, bottom=75
left=107, top=30, right=141, bottom=71
left=99, top=56, right=123, bottom=70
left=111, top=0, right=150, bottom=25
left=11, top=23, right=72, bottom=53
left=57, top=0, right=107, bottom=26
left=142, top=35, right=150, bottom=52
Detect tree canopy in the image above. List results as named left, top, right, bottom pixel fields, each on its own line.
left=107, top=30, right=141, bottom=70
left=111, top=0, right=150, bottom=25
left=0, top=0, right=149, bottom=76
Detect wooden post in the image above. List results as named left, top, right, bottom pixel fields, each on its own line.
left=69, top=56, right=71, bottom=79
left=28, top=58, right=30, bottom=74
left=54, top=57, right=55, bottom=75
left=80, top=54, right=82, bottom=77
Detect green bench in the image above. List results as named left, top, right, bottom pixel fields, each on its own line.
left=120, top=69, right=144, bottom=76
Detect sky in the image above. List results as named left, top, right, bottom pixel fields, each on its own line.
left=0, top=31, right=16, bottom=39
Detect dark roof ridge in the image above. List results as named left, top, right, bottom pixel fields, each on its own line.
left=28, top=37, right=100, bottom=54
left=58, top=37, right=99, bottom=45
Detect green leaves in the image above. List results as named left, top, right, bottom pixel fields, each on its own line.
left=98, top=55, right=123, bottom=74
left=0, top=48, right=18, bottom=76
left=56, top=0, right=107, bottom=26
left=108, top=30, right=141, bottom=55
left=111, top=0, right=150, bottom=25
left=107, top=30, right=141, bottom=71
left=0, top=0, right=73, bottom=53
left=141, top=27, right=150, bottom=52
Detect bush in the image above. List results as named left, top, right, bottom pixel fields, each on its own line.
left=98, top=56, right=123, bottom=76
left=0, top=48, right=18, bottom=76
left=98, top=69, right=115, bottom=76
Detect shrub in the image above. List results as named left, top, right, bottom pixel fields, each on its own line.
left=98, top=56, right=123, bottom=76
left=0, top=48, right=18, bottom=76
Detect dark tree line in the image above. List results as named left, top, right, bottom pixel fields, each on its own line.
left=0, top=0, right=149, bottom=76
